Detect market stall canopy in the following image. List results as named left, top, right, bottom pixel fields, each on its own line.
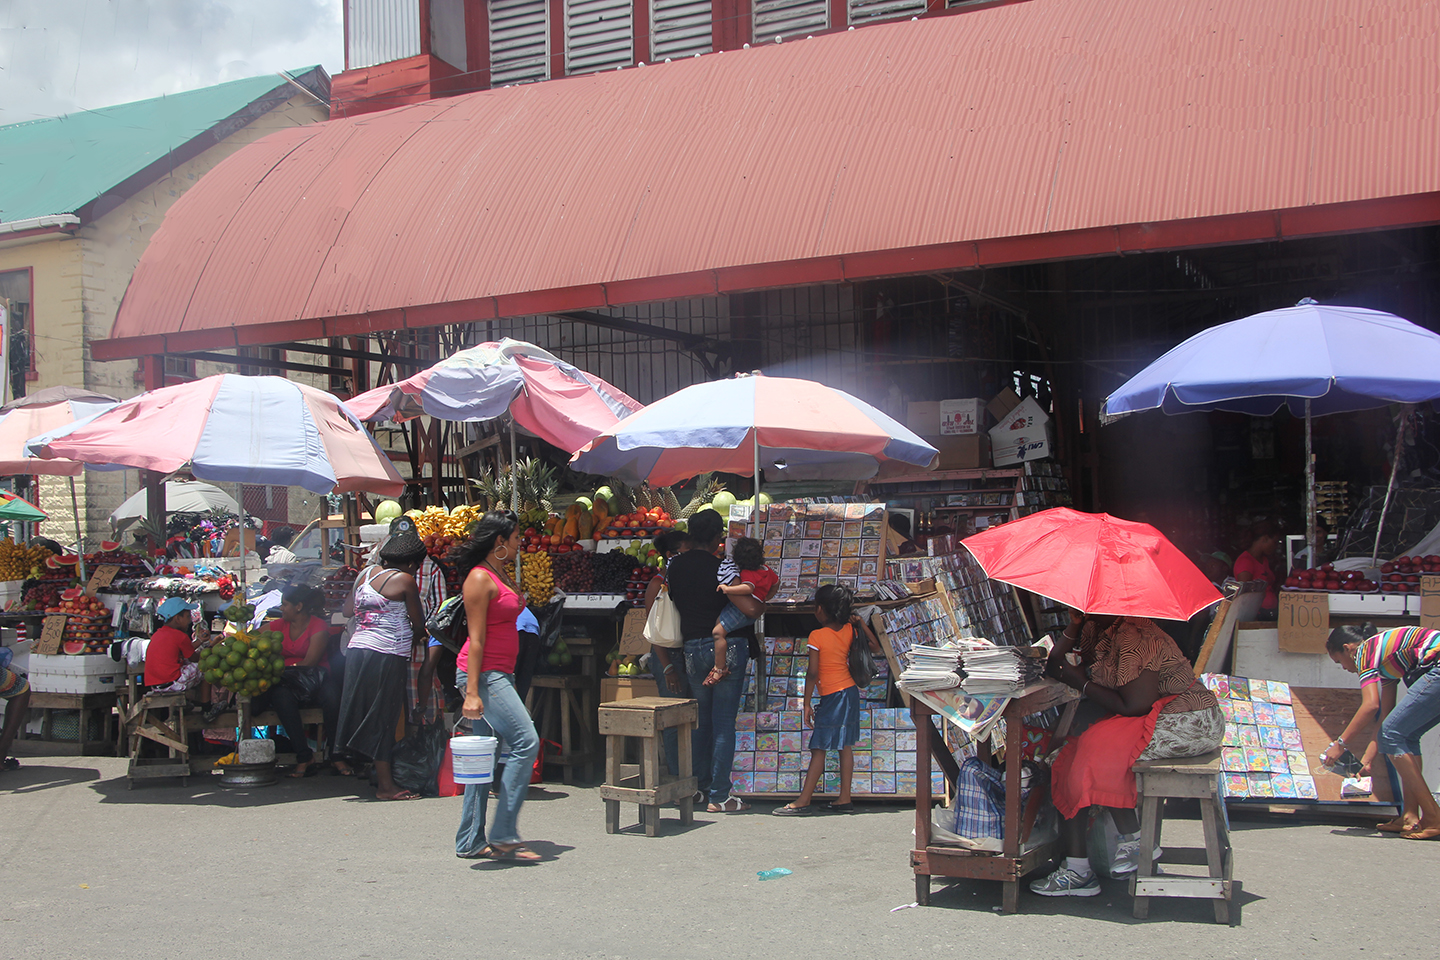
left=94, top=0, right=1440, bottom=361
left=962, top=508, right=1222, bottom=621
left=0, top=493, right=48, bottom=523
left=0, top=386, right=119, bottom=476
left=109, top=480, right=239, bottom=529
left=348, top=338, right=642, bottom=453
left=571, top=374, right=938, bottom=485
left=26, top=374, right=404, bottom=496
left=1099, top=301, right=1440, bottom=421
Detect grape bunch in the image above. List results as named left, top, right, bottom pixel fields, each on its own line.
left=592, top=552, right=636, bottom=594
left=553, top=551, right=594, bottom=593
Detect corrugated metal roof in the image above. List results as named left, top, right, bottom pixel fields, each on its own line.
left=0, top=71, right=323, bottom=224
left=104, top=1, right=1440, bottom=355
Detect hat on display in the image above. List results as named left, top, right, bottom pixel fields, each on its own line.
left=157, top=597, right=198, bottom=621
left=379, top=515, right=427, bottom=563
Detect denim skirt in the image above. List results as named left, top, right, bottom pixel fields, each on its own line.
left=810, top=686, right=861, bottom=750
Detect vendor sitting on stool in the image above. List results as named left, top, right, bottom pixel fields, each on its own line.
left=144, top=597, right=203, bottom=694
left=1031, top=611, right=1225, bottom=897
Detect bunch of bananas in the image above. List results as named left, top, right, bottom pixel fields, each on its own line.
left=0, top=538, right=54, bottom=581
left=508, top=552, right=554, bottom=605
left=408, top=504, right=482, bottom=539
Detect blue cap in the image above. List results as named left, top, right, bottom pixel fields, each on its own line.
left=157, top=597, right=198, bottom=621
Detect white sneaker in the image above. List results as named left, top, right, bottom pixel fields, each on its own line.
left=1111, top=840, right=1164, bottom=876
left=1029, top=864, right=1101, bottom=897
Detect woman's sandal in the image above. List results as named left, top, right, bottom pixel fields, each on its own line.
left=378, top=789, right=423, bottom=801
left=457, top=845, right=494, bottom=860
left=330, top=761, right=356, bottom=777
left=487, top=843, right=542, bottom=861
left=708, top=797, right=750, bottom=813
left=289, top=761, right=320, bottom=779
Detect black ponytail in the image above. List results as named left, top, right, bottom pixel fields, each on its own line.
left=815, top=583, right=854, bottom=626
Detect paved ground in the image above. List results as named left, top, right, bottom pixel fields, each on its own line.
left=3, top=754, right=1436, bottom=960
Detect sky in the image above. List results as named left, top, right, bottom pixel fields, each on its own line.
left=0, top=0, right=345, bottom=126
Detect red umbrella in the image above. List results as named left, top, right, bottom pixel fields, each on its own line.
left=962, top=508, right=1222, bottom=620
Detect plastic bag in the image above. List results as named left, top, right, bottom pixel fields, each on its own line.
left=392, top=720, right=449, bottom=796
left=643, top=583, right=682, bottom=648
left=1087, top=807, right=1123, bottom=878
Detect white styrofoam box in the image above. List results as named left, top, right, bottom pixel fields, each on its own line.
left=29, top=653, right=125, bottom=677
left=4, top=639, right=32, bottom=676
left=1326, top=592, right=1409, bottom=616
left=989, top=396, right=1053, bottom=466
left=0, top=579, right=24, bottom=606
left=29, top=672, right=123, bottom=694
left=939, top=398, right=984, bottom=436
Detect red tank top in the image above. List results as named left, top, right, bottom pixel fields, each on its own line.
left=456, top=568, right=525, bottom=675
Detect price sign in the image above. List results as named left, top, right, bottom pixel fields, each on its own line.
left=619, top=607, right=649, bottom=656
left=1277, top=591, right=1330, bottom=653
left=36, top=615, right=68, bottom=655
left=1420, top=575, right=1440, bottom=630
left=85, top=564, right=121, bottom=597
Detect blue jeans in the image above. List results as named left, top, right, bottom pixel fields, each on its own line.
left=454, top=669, right=539, bottom=852
left=1378, top=667, right=1440, bottom=756
left=650, top=645, right=693, bottom=776
left=684, top=637, right=749, bottom=805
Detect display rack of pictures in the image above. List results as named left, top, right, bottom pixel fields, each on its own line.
left=1014, top=461, right=1073, bottom=517
left=1203, top=674, right=1320, bottom=801
left=729, top=502, right=887, bottom=603
left=888, top=543, right=1031, bottom=647
left=733, top=635, right=946, bottom=800
left=876, top=594, right=962, bottom=667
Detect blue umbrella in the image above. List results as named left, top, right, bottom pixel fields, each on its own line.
left=1101, top=299, right=1440, bottom=561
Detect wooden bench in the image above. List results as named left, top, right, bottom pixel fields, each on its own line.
left=1131, top=750, right=1236, bottom=924
left=599, top=697, right=698, bottom=837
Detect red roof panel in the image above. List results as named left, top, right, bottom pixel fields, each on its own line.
left=105, top=0, right=1440, bottom=356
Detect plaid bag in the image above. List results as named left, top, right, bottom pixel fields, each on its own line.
left=952, top=757, right=1006, bottom=840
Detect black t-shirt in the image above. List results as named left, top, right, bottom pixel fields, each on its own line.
left=666, top=549, right=728, bottom=640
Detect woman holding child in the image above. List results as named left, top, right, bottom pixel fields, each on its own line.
left=666, top=509, right=766, bottom=813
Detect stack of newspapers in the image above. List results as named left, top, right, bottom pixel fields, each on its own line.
left=959, top=642, right=1045, bottom=695
left=897, top=644, right=964, bottom=692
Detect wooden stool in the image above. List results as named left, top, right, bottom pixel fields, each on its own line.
left=124, top=692, right=193, bottom=787
left=525, top=674, right=599, bottom=783
left=599, top=697, right=698, bottom=837
left=1131, top=750, right=1235, bottom=924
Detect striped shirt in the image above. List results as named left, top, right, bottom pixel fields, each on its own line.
left=1082, top=617, right=1218, bottom=715
left=1356, top=627, right=1440, bottom=687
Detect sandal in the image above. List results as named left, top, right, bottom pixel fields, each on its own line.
left=457, top=845, right=494, bottom=860
left=487, top=843, right=542, bottom=862
left=378, top=789, right=423, bottom=801
left=708, top=797, right=750, bottom=813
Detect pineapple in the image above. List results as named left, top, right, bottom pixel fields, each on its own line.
left=679, top=474, right=726, bottom=518
left=660, top=486, right=683, bottom=519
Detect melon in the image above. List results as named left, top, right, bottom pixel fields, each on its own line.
left=62, top=640, right=85, bottom=655
left=100, top=540, right=121, bottom=552
left=56, top=555, right=79, bottom=567
left=375, top=500, right=403, bottom=524
left=45, top=556, right=61, bottom=569
left=711, top=491, right=738, bottom=513
left=61, top=588, right=82, bottom=601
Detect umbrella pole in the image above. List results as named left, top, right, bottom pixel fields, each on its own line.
left=1305, top=400, right=1316, bottom=572
left=238, top=486, right=248, bottom=592
left=510, top=419, right=522, bottom=592
left=752, top=428, right=761, bottom=537
left=1371, top=405, right=1411, bottom=564
left=68, top=475, right=87, bottom=583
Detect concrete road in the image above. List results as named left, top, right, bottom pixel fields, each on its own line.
left=2, top=756, right=1434, bottom=960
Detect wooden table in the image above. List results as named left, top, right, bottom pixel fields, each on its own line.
left=27, top=691, right=119, bottom=756
left=911, top=679, right=1079, bottom=914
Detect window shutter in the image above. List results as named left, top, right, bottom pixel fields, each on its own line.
left=847, top=0, right=926, bottom=27
left=753, top=0, right=828, bottom=44
left=651, top=0, right=713, bottom=60
left=489, top=0, right=550, bottom=85
left=565, top=0, right=635, bottom=75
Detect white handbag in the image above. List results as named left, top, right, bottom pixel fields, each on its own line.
left=642, top=581, right=683, bottom=649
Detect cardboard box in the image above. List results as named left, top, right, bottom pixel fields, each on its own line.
left=933, top=434, right=992, bottom=470
left=939, top=398, right=984, bottom=436
left=989, top=396, right=1053, bottom=466
left=907, top=399, right=985, bottom=436
left=600, top=676, right=659, bottom=703
left=986, top=387, right=1023, bottom=422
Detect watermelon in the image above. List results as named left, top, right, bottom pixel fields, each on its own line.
left=56, top=555, right=79, bottom=567
left=100, top=540, right=121, bottom=552
left=45, top=556, right=61, bottom=569
left=61, top=640, right=85, bottom=655
left=61, top=588, right=82, bottom=601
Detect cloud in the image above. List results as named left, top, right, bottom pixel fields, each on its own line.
left=0, top=0, right=344, bottom=125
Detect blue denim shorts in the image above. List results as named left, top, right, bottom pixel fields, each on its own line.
left=717, top=601, right=755, bottom=634
left=810, top=686, right=861, bottom=750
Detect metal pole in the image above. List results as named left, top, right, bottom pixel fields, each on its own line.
left=237, top=484, right=248, bottom=592
left=752, top=426, right=761, bottom=538
left=68, top=475, right=87, bottom=583
left=1305, top=400, right=1316, bottom=571
left=510, top=418, right=522, bottom=592
left=1372, top=406, right=1411, bottom=564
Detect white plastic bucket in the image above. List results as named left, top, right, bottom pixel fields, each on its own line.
left=451, top=735, right=499, bottom=785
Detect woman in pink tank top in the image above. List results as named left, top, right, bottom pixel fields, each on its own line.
left=451, top=510, right=541, bottom=861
